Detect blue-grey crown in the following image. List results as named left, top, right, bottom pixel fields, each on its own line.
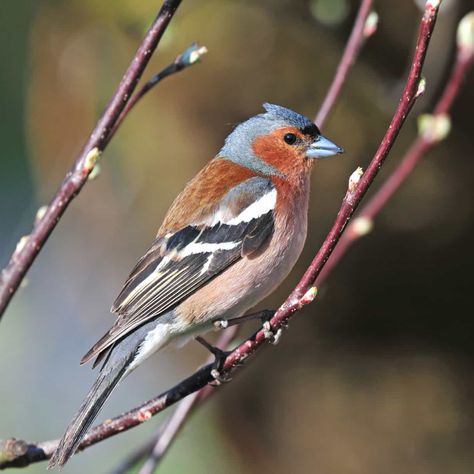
left=219, top=103, right=320, bottom=177
left=261, top=103, right=317, bottom=134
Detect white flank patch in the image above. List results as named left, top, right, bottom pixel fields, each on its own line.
left=128, top=323, right=173, bottom=373
left=227, top=188, right=276, bottom=225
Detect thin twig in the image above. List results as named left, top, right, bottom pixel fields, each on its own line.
left=0, top=2, right=442, bottom=469
left=108, top=43, right=208, bottom=143
left=0, top=0, right=185, bottom=320
left=317, top=10, right=474, bottom=284
left=315, top=0, right=376, bottom=128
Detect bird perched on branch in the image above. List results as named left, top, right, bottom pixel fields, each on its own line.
left=49, top=103, right=343, bottom=468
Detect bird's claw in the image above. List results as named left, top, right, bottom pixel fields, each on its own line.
left=213, top=310, right=275, bottom=330
left=209, top=368, right=231, bottom=386
left=262, top=321, right=283, bottom=345
left=213, top=319, right=229, bottom=330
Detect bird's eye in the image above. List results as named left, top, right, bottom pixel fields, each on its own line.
left=283, top=133, right=297, bottom=145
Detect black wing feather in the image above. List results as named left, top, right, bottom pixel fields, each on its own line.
left=81, top=180, right=276, bottom=365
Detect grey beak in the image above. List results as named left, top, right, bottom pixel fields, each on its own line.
left=306, top=134, right=344, bottom=159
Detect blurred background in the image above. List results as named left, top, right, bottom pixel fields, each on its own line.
left=1, top=0, right=474, bottom=473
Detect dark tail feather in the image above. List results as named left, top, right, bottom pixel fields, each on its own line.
left=48, top=361, right=129, bottom=469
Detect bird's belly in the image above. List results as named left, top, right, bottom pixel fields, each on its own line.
left=177, top=208, right=308, bottom=326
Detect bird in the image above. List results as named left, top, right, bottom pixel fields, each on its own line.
left=48, top=103, right=343, bottom=468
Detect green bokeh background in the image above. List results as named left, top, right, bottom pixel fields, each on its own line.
left=1, top=1, right=474, bottom=473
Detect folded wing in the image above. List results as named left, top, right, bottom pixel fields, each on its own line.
left=81, top=174, right=276, bottom=365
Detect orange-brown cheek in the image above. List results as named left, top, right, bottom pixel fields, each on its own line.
left=252, top=134, right=308, bottom=176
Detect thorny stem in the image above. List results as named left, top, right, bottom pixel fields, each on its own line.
left=0, top=0, right=184, bottom=320
left=0, top=1, right=442, bottom=469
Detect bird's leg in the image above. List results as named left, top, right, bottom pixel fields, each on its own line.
left=213, top=309, right=275, bottom=330
left=194, top=336, right=231, bottom=385
left=202, top=310, right=281, bottom=384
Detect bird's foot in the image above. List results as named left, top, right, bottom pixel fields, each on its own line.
left=213, top=319, right=229, bottom=330
left=195, top=335, right=231, bottom=383
left=262, top=320, right=283, bottom=345
left=209, top=368, right=231, bottom=386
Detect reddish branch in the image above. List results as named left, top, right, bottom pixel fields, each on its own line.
left=0, top=0, right=185, bottom=320
left=315, top=0, right=375, bottom=128
left=0, top=1, right=443, bottom=469
left=289, top=2, right=438, bottom=300
left=317, top=11, right=474, bottom=284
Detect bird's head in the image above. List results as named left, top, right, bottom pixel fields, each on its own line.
left=220, top=103, right=343, bottom=180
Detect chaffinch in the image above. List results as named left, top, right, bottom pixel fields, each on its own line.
left=49, top=103, right=343, bottom=468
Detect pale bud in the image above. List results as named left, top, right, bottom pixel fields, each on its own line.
left=348, top=167, right=363, bottom=193
left=417, top=113, right=451, bottom=142
left=364, top=11, right=379, bottom=38
left=83, top=147, right=101, bottom=173
left=181, top=43, right=208, bottom=66
left=351, top=216, right=374, bottom=237
left=457, top=12, right=474, bottom=58
left=15, top=235, right=29, bottom=255
left=301, top=286, right=318, bottom=305
left=88, top=163, right=101, bottom=181
left=35, top=205, right=47, bottom=224
left=416, top=77, right=427, bottom=98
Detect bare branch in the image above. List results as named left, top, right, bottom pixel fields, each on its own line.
left=0, top=0, right=185, bottom=320
left=0, top=1, right=442, bottom=469
left=317, top=9, right=474, bottom=284
left=315, top=0, right=376, bottom=128
left=108, top=42, right=208, bottom=144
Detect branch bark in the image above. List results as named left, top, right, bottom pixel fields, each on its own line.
left=315, top=0, right=375, bottom=128
left=0, top=0, right=185, bottom=320
left=317, top=10, right=474, bottom=284
left=0, top=1, right=443, bottom=469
